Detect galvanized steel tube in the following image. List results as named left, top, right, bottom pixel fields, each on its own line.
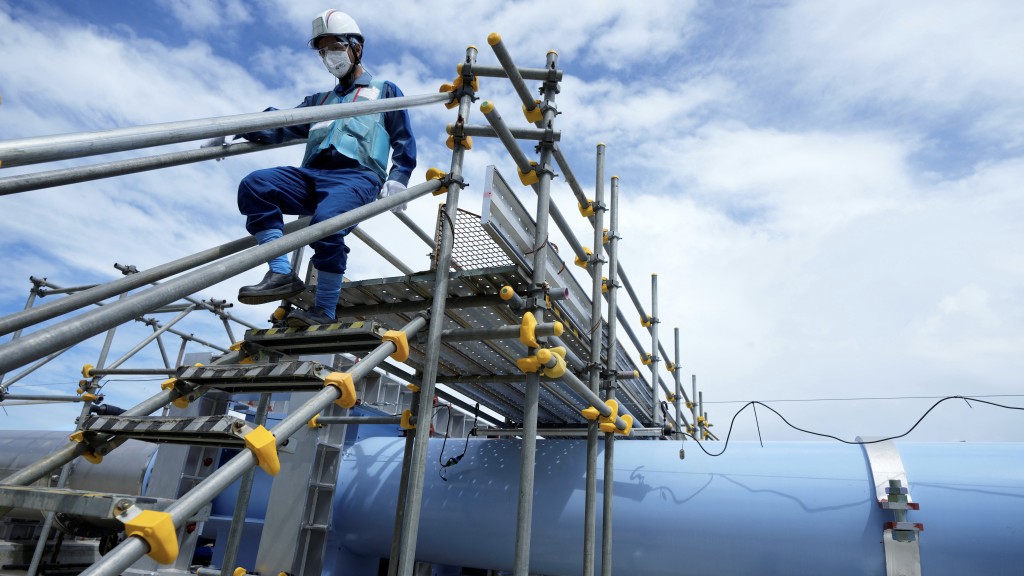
left=395, top=46, right=477, bottom=576
left=0, top=217, right=310, bottom=338
left=0, top=93, right=451, bottom=168
left=0, top=180, right=440, bottom=374
left=0, top=140, right=298, bottom=196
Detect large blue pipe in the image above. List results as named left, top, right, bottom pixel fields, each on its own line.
left=333, top=438, right=1024, bottom=575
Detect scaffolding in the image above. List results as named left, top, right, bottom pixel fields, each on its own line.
left=0, top=34, right=718, bottom=576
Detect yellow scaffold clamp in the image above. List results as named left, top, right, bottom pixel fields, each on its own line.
left=160, top=377, right=191, bottom=409
left=574, top=246, right=593, bottom=269
left=324, top=372, right=357, bottom=409
left=425, top=167, right=449, bottom=196
left=243, top=425, right=280, bottom=476
left=440, top=73, right=479, bottom=110
left=523, top=99, right=543, bottom=124
left=68, top=431, right=103, bottom=465
left=518, top=161, right=539, bottom=186
left=400, top=409, right=416, bottom=430
left=81, top=363, right=94, bottom=378
left=519, top=311, right=540, bottom=348
left=578, top=198, right=595, bottom=218
left=120, top=508, right=179, bottom=565
left=584, top=398, right=634, bottom=435
left=382, top=330, right=410, bottom=363
left=516, top=346, right=567, bottom=379
left=641, top=353, right=653, bottom=366
left=444, top=125, right=473, bottom=150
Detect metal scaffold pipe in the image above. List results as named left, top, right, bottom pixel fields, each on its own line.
left=555, top=365, right=629, bottom=432
left=393, top=210, right=435, bottom=247
left=650, top=274, right=661, bottom=427
left=583, top=142, right=607, bottom=576
left=465, top=64, right=563, bottom=82
left=395, top=45, right=478, bottom=576
left=0, top=217, right=310, bottom=338
left=352, top=227, right=415, bottom=275
left=602, top=176, right=622, bottom=576
left=0, top=180, right=441, bottom=375
left=449, top=124, right=559, bottom=142
left=0, top=92, right=452, bottom=168
left=0, top=139, right=299, bottom=196
left=439, top=323, right=562, bottom=342
left=512, top=47, right=560, bottom=576
left=673, top=328, right=687, bottom=438
left=486, top=33, right=539, bottom=116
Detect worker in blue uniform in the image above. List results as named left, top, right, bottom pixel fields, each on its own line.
left=233, top=9, right=416, bottom=327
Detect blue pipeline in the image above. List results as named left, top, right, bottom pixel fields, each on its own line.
left=333, top=438, right=1024, bottom=575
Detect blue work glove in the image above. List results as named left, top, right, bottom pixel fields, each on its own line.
left=380, top=180, right=407, bottom=213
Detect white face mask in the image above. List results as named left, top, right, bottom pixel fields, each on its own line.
left=322, top=50, right=352, bottom=78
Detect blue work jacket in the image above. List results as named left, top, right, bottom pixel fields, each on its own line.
left=242, top=73, right=416, bottom=185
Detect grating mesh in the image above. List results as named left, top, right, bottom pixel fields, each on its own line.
left=434, top=205, right=516, bottom=271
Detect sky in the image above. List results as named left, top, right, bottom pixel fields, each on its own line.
left=1, top=0, right=1023, bottom=444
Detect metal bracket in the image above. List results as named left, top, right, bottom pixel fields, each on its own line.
left=859, top=437, right=923, bottom=576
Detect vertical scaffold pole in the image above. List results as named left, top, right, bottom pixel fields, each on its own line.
left=388, top=378, right=421, bottom=576
left=395, top=45, right=477, bottom=576
left=698, top=390, right=705, bottom=439
left=650, top=274, right=661, bottom=429
left=513, top=49, right=561, bottom=576
left=601, top=176, right=622, bottom=576
left=673, top=328, right=683, bottom=439
left=582, top=143, right=607, bottom=576
left=691, top=375, right=699, bottom=437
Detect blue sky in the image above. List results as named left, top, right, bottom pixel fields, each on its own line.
left=1, top=0, right=1023, bottom=442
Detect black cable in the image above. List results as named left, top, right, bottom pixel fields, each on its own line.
left=752, top=403, right=763, bottom=448
left=684, top=396, right=1024, bottom=457
left=438, top=403, right=480, bottom=482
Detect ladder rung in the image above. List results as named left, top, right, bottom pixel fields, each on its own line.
left=176, top=360, right=331, bottom=393
left=244, top=320, right=388, bottom=355
left=81, top=415, right=252, bottom=447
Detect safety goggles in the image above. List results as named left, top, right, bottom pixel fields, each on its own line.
left=316, top=40, right=350, bottom=57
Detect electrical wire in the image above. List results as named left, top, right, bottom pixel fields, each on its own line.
left=438, top=402, right=479, bottom=482
left=705, top=393, right=1024, bottom=404
left=685, top=396, right=1024, bottom=457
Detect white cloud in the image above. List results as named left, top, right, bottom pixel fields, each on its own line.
left=158, top=0, right=253, bottom=33
left=761, top=0, right=1024, bottom=141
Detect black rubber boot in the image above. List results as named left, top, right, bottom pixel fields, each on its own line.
left=285, top=306, right=336, bottom=328
left=237, top=271, right=305, bottom=305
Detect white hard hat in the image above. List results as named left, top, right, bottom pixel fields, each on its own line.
left=309, top=10, right=363, bottom=48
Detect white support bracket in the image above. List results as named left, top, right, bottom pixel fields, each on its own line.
left=859, top=437, right=923, bottom=576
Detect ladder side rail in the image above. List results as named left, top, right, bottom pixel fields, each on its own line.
left=0, top=179, right=442, bottom=375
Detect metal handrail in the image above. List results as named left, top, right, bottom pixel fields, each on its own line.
left=0, top=92, right=452, bottom=168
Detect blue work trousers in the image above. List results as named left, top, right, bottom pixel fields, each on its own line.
left=237, top=165, right=381, bottom=275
